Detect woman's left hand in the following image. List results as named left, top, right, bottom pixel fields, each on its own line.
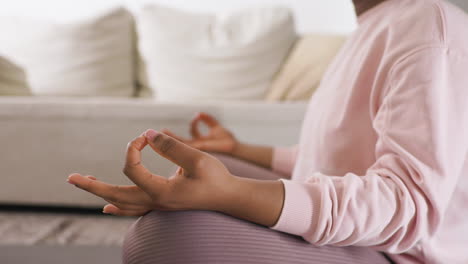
left=67, top=129, right=237, bottom=216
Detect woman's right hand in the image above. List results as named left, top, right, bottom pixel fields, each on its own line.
left=162, top=112, right=238, bottom=154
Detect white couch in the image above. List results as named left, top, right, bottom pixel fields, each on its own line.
left=0, top=96, right=307, bottom=207
left=0, top=0, right=358, bottom=208
left=0, top=1, right=350, bottom=208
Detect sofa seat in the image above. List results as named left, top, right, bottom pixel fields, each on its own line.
left=0, top=96, right=307, bottom=207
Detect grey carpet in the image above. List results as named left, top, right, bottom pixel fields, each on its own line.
left=0, top=212, right=135, bottom=246
left=0, top=245, right=121, bottom=264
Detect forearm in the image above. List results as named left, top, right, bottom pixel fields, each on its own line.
left=217, top=175, right=285, bottom=227
left=231, top=142, right=274, bottom=169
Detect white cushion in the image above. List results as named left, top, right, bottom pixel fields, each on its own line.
left=266, top=34, right=347, bottom=101
left=0, top=55, right=30, bottom=96
left=136, top=5, right=297, bottom=101
left=0, top=8, right=135, bottom=97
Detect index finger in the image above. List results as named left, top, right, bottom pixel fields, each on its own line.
left=67, top=173, right=151, bottom=205
left=190, top=118, right=202, bottom=138
left=145, top=129, right=205, bottom=171
left=198, top=112, right=220, bottom=128
left=190, top=112, right=220, bottom=138
left=123, top=134, right=168, bottom=195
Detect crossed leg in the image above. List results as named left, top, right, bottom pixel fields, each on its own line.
left=122, top=154, right=391, bottom=264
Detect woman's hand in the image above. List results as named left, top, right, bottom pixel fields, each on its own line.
left=67, top=129, right=236, bottom=216
left=164, top=112, right=275, bottom=169
left=163, top=112, right=238, bottom=154
left=67, top=129, right=285, bottom=227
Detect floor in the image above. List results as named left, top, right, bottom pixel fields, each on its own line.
left=1, top=245, right=121, bottom=264
left=0, top=206, right=137, bottom=264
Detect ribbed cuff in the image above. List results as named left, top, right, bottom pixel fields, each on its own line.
left=271, top=179, right=314, bottom=236
left=272, top=146, right=296, bottom=177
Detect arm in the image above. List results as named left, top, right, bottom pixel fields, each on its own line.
left=227, top=143, right=299, bottom=179
left=269, top=47, right=468, bottom=253
left=230, top=142, right=273, bottom=169
left=68, top=47, right=466, bottom=252
left=163, top=112, right=298, bottom=173
left=270, top=145, right=299, bottom=178
left=222, top=175, right=285, bottom=227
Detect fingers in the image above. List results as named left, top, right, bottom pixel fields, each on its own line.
left=198, top=112, right=220, bottom=128
left=162, top=129, right=189, bottom=143
left=190, top=118, right=201, bottom=138
left=191, top=112, right=220, bottom=138
left=85, top=175, right=97, bottom=181
left=145, top=129, right=205, bottom=171
left=103, top=204, right=149, bottom=216
left=68, top=173, right=152, bottom=205
left=103, top=199, right=150, bottom=211
left=123, top=135, right=168, bottom=195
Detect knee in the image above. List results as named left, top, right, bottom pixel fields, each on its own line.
left=122, top=210, right=236, bottom=264
left=122, top=210, right=314, bottom=264
left=122, top=210, right=185, bottom=264
left=122, top=211, right=160, bottom=264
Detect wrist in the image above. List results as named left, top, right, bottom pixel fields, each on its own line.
left=229, top=140, right=243, bottom=157
left=217, top=175, right=285, bottom=227
left=211, top=173, right=242, bottom=212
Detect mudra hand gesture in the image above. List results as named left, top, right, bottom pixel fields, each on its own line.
left=162, top=112, right=238, bottom=154
left=67, top=129, right=284, bottom=227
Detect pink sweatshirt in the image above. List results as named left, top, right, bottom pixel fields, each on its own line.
left=270, top=1, right=468, bottom=263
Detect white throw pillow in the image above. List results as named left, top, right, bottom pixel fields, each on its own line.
left=0, top=55, right=30, bottom=96
left=266, top=34, right=347, bottom=101
left=136, top=5, right=297, bottom=101
left=0, top=8, right=135, bottom=97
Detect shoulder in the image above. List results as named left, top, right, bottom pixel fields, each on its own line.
left=386, top=0, right=446, bottom=47
left=385, top=0, right=468, bottom=52
left=356, top=1, right=468, bottom=105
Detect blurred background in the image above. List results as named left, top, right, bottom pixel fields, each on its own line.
left=0, top=0, right=358, bottom=34
left=0, top=0, right=466, bottom=263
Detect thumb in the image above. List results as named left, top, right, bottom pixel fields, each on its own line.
left=145, top=129, right=204, bottom=171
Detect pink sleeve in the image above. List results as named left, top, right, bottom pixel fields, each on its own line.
left=272, top=145, right=299, bottom=179
left=272, top=47, right=468, bottom=253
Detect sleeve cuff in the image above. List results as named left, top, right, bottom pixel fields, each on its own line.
left=272, top=146, right=298, bottom=177
left=271, top=179, right=315, bottom=236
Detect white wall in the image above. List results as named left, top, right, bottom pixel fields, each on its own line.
left=0, top=0, right=358, bottom=34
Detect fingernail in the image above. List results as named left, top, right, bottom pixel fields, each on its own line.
left=67, top=176, right=74, bottom=184
left=103, top=205, right=112, bottom=214
left=145, top=129, right=159, bottom=141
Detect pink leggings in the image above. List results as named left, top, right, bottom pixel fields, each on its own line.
left=122, top=154, right=392, bottom=264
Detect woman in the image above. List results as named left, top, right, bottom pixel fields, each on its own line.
left=68, top=0, right=468, bottom=263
